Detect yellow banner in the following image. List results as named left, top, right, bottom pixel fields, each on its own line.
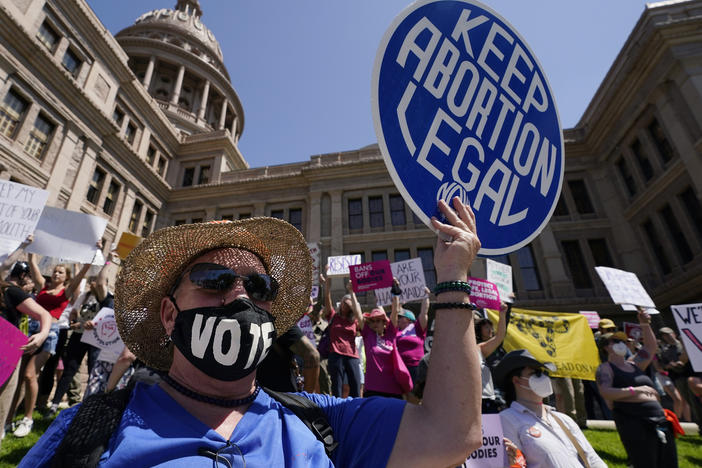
left=485, top=307, right=600, bottom=380
left=116, top=231, right=143, bottom=260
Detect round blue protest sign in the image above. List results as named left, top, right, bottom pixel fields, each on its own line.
left=372, top=0, right=564, bottom=255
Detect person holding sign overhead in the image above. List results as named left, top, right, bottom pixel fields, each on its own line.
left=393, top=284, right=430, bottom=385
left=595, top=309, right=677, bottom=468
left=495, top=349, right=606, bottom=468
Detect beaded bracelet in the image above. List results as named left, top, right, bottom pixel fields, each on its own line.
left=433, top=281, right=471, bottom=295
left=433, top=302, right=478, bottom=311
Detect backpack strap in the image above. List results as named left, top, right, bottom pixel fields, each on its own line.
left=51, top=382, right=135, bottom=468
left=264, top=388, right=338, bottom=457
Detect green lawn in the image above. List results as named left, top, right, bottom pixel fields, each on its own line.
left=1, top=414, right=701, bottom=467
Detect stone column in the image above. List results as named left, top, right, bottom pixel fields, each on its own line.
left=218, top=99, right=228, bottom=130
left=330, top=190, right=343, bottom=255
left=66, top=140, right=99, bottom=211
left=307, top=192, right=322, bottom=243
left=198, top=80, right=210, bottom=120
left=170, top=65, right=185, bottom=105
left=143, top=56, right=156, bottom=89
left=116, top=187, right=136, bottom=234
left=44, top=123, right=80, bottom=202
left=536, top=225, right=575, bottom=298
left=230, top=115, right=238, bottom=137
left=253, top=202, right=265, bottom=217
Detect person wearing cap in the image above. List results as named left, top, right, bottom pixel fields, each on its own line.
left=595, top=309, right=677, bottom=468
left=392, top=282, right=430, bottom=385
left=495, top=349, right=606, bottom=468
left=0, top=237, right=53, bottom=447
left=658, top=326, right=692, bottom=422
left=361, top=306, right=405, bottom=398
left=22, top=197, right=484, bottom=467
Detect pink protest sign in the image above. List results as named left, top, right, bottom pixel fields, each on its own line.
left=0, top=316, right=28, bottom=386
left=349, top=260, right=393, bottom=293
left=624, top=322, right=643, bottom=341
left=468, top=278, right=501, bottom=310
left=580, top=311, right=601, bottom=329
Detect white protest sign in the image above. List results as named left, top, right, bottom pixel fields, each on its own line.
left=307, top=242, right=320, bottom=285
left=462, top=414, right=504, bottom=468
left=594, top=266, right=655, bottom=308
left=80, top=308, right=125, bottom=362
left=326, top=254, right=362, bottom=277
left=671, top=303, right=702, bottom=372
left=375, top=258, right=427, bottom=307
left=297, top=315, right=316, bottom=343
left=27, top=206, right=108, bottom=263
left=486, top=259, right=513, bottom=303
left=0, top=180, right=48, bottom=256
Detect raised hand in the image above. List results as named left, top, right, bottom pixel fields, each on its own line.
left=430, top=197, right=481, bottom=283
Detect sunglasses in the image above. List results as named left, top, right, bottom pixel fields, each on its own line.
left=173, top=262, right=278, bottom=301
left=611, top=339, right=625, bottom=344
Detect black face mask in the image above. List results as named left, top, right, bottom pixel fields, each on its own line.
left=170, top=296, right=277, bottom=381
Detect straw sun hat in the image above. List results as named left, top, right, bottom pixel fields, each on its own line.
left=114, top=217, right=312, bottom=371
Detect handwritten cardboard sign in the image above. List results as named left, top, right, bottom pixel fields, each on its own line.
left=468, top=278, right=501, bottom=310
left=0, top=180, right=48, bottom=257
left=595, top=266, right=655, bottom=309
left=27, top=206, right=107, bottom=263
left=80, top=308, right=125, bottom=362
left=349, top=260, right=393, bottom=293
left=297, top=314, right=316, bottom=343
left=462, top=414, right=504, bottom=468
left=486, top=259, right=513, bottom=303
left=375, top=258, right=428, bottom=307
left=326, top=254, right=362, bottom=277
left=671, top=303, right=702, bottom=372
left=580, top=311, right=602, bottom=329
left=0, top=316, right=28, bottom=387
left=308, top=242, right=321, bottom=285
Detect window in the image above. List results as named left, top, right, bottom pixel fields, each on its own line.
left=389, top=195, right=406, bottom=226
left=348, top=199, right=362, bottom=230
left=394, top=249, right=410, bottom=262
left=588, top=239, right=614, bottom=267
left=86, top=168, right=105, bottom=204
left=239, top=213, right=251, bottom=219
left=648, top=119, right=674, bottom=164
left=129, top=200, right=143, bottom=233
left=371, top=251, right=387, bottom=262
left=630, top=139, right=653, bottom=181
left=142, top=210, right=154, bottom=237
left=679, top=187, right=702, bottom=241
left=113, top=108, right=124, bottom=126
left=125, top=122, right=137, bottom=145
left=174, top=219, right=186, bottom=226
left=0, top=90, right=29, bottom=138
left=642, top=219, right=671, bottom=274
left=561, top=241, right=592, bottom=289
left=191, top=218, right=203, bottom=224
left=567, top=180, right=595, bottom=214
left=289, top=208, right=302, bottom=232
left=659, top=204, right=693, bottom=263
left=553, top=194, right=569, bottom=216
left=270, top=210, right=284, bottom=220
left=412, top=212, right=423, bottom=225
left=417, top=247, right=436, bottom=289
left=221, top=214, right=234, bottom=221
left=369, top=196, right=384, bottom=228
left=182, top=167, right=195, bottom=187
left=61, top=49, right=81, bottom=76
left=146, top=145, right=156, bottom=165
left=102, top=180, right=120, bottom=215
left=198, top=165, right=210, bottom=185
left=157, top=156, right=166, bottom=176
left=516, top=245, right=541, bottom=291
left=36, top=21, right=59, bottom=51
left=24, top=114, right=54, bottom=159
left=615, top=158, right=637, bottom=196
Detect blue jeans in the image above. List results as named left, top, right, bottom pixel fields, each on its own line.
left=28, top=319, right=60, bottom=355
left=328, top=352, right=361, bottom=397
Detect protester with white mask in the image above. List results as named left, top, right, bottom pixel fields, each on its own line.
left=495, top=349, right=606, bottom=468
left=596, top=309, right=677, bottom=468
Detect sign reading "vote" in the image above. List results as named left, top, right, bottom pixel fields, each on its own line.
left=372, top=0, right=564, bottom=255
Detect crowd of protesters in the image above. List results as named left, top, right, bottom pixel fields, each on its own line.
left=0, top=203, right=701, bottom=466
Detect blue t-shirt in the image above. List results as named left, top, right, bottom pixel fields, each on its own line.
left=20, top=382, right=405, bottom=467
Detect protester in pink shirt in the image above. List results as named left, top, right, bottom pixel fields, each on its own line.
left=362, top=307, right=405, bottom=398
left=392, top=283, right=430, bottom=385
left=320, top=274, right=363, bottom=397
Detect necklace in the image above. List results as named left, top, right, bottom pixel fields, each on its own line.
left=162, top=374, right=260, bottom=408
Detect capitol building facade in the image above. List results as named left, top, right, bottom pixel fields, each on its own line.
left=1, top=0, right=701, bottom=315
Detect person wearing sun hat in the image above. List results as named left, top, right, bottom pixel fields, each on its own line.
left=495, top=349, right=607, bottom=468
left=391, top=282, right=430, bottom=386
left=361, top=306, right=406, bottom=398
left=21, top=197, right=485, bottom=467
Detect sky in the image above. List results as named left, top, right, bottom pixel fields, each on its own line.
left=86, top=0, right=654, bottom=169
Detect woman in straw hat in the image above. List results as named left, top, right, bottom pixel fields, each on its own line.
left=22, top=197, right=483, bottom=468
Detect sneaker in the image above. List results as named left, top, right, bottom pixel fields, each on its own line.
left=13, top=417, right=33, bottom=438
left=48, top=403, right=59, bottom=416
